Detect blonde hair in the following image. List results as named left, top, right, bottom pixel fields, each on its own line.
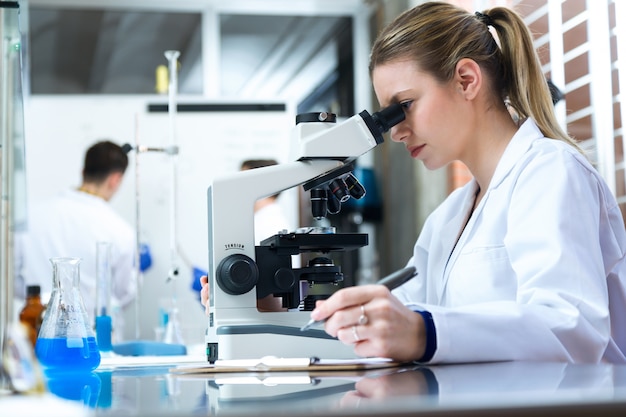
left=369, top=1, right=579, bottom=150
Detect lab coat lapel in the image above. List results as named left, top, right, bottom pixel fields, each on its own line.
left=488, top=119, right=542, bottom=189
left=436, top=180, right=479, bottom=303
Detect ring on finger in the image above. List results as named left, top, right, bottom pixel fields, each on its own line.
left=352, top=325, right=361, bottom=342
left=358, top=304, right=368, bottom=326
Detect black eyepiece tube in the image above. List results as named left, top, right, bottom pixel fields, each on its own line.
left=373, top=102, right=406, bottom=132
left=359, top=102, right=405, bottom=144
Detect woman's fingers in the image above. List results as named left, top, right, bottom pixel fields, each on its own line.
left=312, top=285, right=386, bottom=321
left=200, top=275, right=210, bottom=316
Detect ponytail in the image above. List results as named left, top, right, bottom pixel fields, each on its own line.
left=486, top=7, right=580, bottom=149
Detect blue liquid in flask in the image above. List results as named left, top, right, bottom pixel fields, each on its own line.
left=36, top=337, right=101, bottom=372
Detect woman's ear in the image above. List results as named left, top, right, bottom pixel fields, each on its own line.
left=454, top=58, right=482, bottom=100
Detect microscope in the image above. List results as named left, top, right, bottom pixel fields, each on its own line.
left=206, top=104, right=405, bottom=362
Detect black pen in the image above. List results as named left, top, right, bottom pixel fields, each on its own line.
left=299, top=266, right=418, bottom=331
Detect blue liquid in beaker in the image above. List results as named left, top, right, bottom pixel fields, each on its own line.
left=35, top=337, right=101, bottom=372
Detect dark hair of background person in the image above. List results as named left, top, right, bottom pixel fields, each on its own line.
left=82, top=140, right=129, bottom=183
left=240, top=159, right=278, bottom=171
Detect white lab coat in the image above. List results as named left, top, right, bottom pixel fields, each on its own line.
left=254, top=200, right=301, bottom=268
left=393, top=119, right=626, bottom=364
left=254, top=201, right=291, bottom=245
left=19, top=189, right=137, bottom=322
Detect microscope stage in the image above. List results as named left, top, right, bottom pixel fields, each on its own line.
left=259, top=232, right=367, bottom=253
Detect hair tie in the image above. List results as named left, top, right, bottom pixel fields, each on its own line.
left=475, top=11, right=494, bottom=27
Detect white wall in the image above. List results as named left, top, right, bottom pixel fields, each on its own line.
left=24, top=95, right=296, bottom=345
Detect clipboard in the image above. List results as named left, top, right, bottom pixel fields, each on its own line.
left=169, top=356, right=403, bottom=375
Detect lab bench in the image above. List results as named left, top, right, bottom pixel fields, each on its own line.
left=2, top=355, right=626, bottom=417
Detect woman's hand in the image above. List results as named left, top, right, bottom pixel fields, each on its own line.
left=200, top=275, right=210, bottom=316
left=310, top=285, right=427, bottom=362
left=340, top=368, right=433, bottom=407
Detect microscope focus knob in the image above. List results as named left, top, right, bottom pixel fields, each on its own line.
left=216, top=254, right=259, bottom=295
left=274, top=268, right=296, bottom=291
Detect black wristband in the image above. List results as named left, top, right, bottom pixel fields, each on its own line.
left=415, top=310, right=437, bottom=362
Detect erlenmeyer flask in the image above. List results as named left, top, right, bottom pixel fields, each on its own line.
left=35, top=258, right=101, bottom=372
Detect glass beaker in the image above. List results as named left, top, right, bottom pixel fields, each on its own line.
left=35, top=258, right=101, bottom=372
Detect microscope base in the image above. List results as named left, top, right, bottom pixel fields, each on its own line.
left=207, top=324, right=357, bottom=362
left=205, top=372, right=355, bottom=404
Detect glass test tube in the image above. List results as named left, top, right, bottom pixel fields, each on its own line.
left=95, top=241, right=112, bottom=318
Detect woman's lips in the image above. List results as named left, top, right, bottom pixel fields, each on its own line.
left=409, top=144, right=425, bottom=158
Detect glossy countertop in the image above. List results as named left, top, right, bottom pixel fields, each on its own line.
left=3, top=355, right=626, bottom=417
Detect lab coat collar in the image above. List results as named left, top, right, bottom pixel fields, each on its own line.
left=66, top=188, right=107, bottom=205
left=488, top=118, right=544, bottom=191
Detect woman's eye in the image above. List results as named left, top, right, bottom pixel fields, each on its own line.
left=400, top=100, right=413, bottom=110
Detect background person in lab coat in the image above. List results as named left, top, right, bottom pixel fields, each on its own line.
left=18, top=140, right=137, bottom=331
left=240, top=159, right=290, bottom=244
left=242, top=158, right=300, bottom=310
left=298, top=2, right=626, bottom=363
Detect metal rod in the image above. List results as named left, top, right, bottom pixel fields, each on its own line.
left=1, top=1, right=27, bottom=389
left=164, top=50, right=181, bottom=285
left=132, top=113, right=143, bottom=340
left=163, top=50, right=183, bottom=344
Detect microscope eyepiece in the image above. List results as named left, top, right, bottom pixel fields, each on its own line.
left=372, top=102, right=406, bottom=132
left=359, top=102, right=406, bottom=144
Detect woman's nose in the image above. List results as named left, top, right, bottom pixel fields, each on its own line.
left=389, top=124, right=405, bottom=142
